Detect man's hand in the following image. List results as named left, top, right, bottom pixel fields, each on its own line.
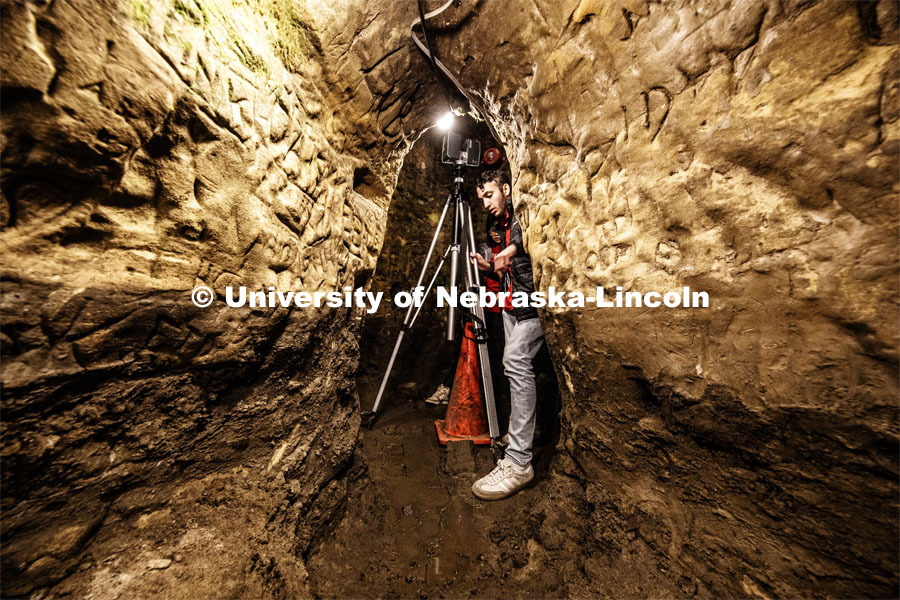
left=470, top=244, right=517, bottom=275
left=470, top=252, right=491, bottom=271
left=492, top=245, right=516, bottom=273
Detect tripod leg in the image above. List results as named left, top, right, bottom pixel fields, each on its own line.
left=462, top=203, right=500, bottom=440
left=366, top=330, right=406, bottom=424
left=407, top=247, right=450, bottom=330
left=367, top=195, right=453, bottom=421
left=446, top=195, right=461, bottom=342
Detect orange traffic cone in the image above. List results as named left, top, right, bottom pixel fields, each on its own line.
left=435, top=322, right=491, bottom=445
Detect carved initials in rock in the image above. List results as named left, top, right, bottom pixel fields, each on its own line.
left=640, top=87, right=672, bottom=142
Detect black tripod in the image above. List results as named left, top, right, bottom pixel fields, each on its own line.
left=362, top=161, right=500, bottom=445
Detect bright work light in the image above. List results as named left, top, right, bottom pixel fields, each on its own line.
left=436, top=111, right=454, bottom=130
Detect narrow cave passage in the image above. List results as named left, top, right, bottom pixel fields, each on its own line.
left=1, top=0, right=898, bottom=598
left=307, top=120, right=566, bottom=597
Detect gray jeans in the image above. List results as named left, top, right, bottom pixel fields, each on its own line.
left=502, top=310, right=545, bottom=466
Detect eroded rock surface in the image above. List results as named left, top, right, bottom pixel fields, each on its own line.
left=0, top=0, right=433, bottom=596
left=420, top=0, right=898, bottom=596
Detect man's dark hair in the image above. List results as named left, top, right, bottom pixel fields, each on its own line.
left=476, top=169, right=510, bottom=189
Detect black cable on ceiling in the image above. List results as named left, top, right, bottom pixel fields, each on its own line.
left=416, top=0, right=454, bottom=112
left=410, top=0, right=501, bottom=141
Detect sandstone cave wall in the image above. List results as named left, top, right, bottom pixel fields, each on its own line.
left=0, top=0, right=431, bottom=596
left=424, top=0, right=899, bottom=596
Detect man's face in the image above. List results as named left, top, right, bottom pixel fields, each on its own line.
left=477, top=181, right=509, bottom=217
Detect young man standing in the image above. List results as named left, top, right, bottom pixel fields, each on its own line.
left=469, top=170, right=545, bottom=500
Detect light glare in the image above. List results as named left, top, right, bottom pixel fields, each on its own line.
left=437, top=112, right=454, bottom=130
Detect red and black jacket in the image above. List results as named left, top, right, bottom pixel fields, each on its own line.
left=486, top=200, right=538, bottom=321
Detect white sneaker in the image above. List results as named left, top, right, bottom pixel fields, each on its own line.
left=424, top=384, right=450, bottom=405
left=471, top=457, right=533, bottom=500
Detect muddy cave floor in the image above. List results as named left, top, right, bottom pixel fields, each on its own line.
left=306, top=400, right=567, bottom=599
